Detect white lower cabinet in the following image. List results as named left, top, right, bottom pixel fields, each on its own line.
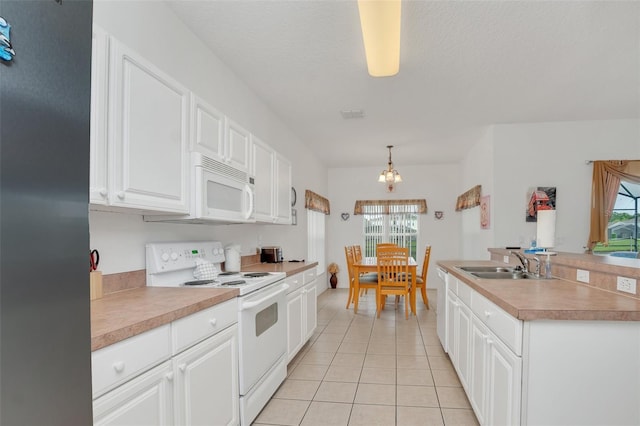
left=440, top=274, right=640, bottom=426
left=93, top=361, right=174, bottom=426
left=286, top=269, right=318, bottom=362
left=173, top=325, right=239, bottom=426
left=92, top=299, right=240, bottom=426
left=444, top=278, right=522, bottom=426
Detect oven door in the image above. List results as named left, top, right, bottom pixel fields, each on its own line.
left=195, top=166, right=255, bottom=223
left=238, top=281, right=288, bottom=395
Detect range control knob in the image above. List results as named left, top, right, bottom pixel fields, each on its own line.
left=170, top=252, right=179, bottom=261
left=161, top=253, right=170, bottom=262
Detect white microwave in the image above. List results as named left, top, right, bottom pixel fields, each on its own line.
left=193, top=153, right=255, bottom=223
left=145, top=153, right=255, bottom=224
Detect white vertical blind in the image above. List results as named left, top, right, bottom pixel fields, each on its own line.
left=361, top=203, right=419, bottom=258
left=307, top=209, right=326, bottom=272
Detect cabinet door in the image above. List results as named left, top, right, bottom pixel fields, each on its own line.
left=487, top=334, right=522, bottom=426
left=191, top=95, right=225, bottom=161
left=251, top=136, right=275, bottom=222
left=174, top=325, right=239, bottom=426
left=303, top=281, right=317, bottom=342
left=456, top=302, right=472, bottom=392
left=90, top=25, right=109, bottom=205
left=93, top=361, right=174, bottom=426
left=286, top=289, right=304, bottom=362
left=469, top=316, right=489, bottom=425
left=225, top=118, right=251, bottom=172
left=274, top=152, right=292, bottom=224
left=109, top=39, right=189, bottom=213
left=446, top=290, right=458, bottom=365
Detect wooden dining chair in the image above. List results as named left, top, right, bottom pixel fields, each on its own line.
left=345, top=245, right=377, bottom=309
left=415, top=245, right=431, bottom=309
left=376, top=246, right=411, bottom=319
left=353, top=245, right=377, bottom=296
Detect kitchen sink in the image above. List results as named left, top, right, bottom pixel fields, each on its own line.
left=458, top=266, right=516, bottom=273
left=470, top=271, right=531, bottom=280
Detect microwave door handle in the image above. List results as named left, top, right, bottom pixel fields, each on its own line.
left=244, top=184, right=254, bottom=220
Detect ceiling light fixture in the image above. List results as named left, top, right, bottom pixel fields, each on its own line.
left=378, top=145, right=402, bottom=192
left=357, top=0, right=401, bottom=77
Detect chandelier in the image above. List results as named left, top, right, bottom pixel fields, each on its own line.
left=378, top=145, right=402, bottom=192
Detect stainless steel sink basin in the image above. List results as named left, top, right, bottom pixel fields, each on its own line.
left=458, top=266, right=515, bottom=273
left=470, top=271, right=530, bottom=280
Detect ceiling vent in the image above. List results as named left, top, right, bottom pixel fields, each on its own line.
left=340, top=109, right=365, bottom=119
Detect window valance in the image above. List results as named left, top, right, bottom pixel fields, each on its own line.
left=353, top=199, right=427, bottom=215
left=455, top=185, right=482, bottom=211
left=305, top=190, right=330, bottom=215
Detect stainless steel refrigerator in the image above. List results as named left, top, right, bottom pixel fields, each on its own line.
left=0, top=0, right=93, bottom=424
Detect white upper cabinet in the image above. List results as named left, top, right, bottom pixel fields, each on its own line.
left=251, top=136, right=292, bottom=224
left=225, top=118, right=251, bottom=173
left=274, top=152, right=292, bottom=224
left=89, top=25, right=110, bottom=205
left=190, top=95, right=225, bottom=160
left=107, top=37, right=190, bottom=213
left=252, top=135, right=275, bottom=222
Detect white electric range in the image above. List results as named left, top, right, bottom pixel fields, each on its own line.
left=145, top=241, right=285, bottom=294
left=145, top=241, right=288, bottom=425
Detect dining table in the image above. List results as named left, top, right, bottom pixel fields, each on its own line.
left=352, top=256, right=418, bottom=315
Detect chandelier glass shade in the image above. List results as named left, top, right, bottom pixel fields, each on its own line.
left=378, top=145, right=402, bottom=192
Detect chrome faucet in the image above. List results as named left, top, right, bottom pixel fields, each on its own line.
left=510, top=251, right=529, bottom=273
left=530, top=256, right=541, bottom=278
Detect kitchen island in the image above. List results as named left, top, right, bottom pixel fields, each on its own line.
left=436, top=258, right=640, bottom=426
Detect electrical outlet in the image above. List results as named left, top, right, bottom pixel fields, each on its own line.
left=576, top=269, right=590, bottom=283
left=503, top=255, right=510, bottom=264
left=617, top=276, right=637, bottom=294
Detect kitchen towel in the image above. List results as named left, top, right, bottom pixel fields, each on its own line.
left=194, top=258, right=218, bottom=280
left=536, top=210, right=556, bottom=248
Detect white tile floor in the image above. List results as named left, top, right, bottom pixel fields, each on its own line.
left=253, top=288, right=480, bottom=426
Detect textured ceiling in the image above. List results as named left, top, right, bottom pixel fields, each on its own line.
left=166, top=1, right=640, bottom=167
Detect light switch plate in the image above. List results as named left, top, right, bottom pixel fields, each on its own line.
left=576, top=269, right=590, bottom=283
left=503, top=255, right=510, bottom=264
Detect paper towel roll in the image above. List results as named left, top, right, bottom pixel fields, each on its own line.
left=536, top=210, right=556, bottom=248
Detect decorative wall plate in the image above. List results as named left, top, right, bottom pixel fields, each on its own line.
left=341, top=213, right=350, bottom=221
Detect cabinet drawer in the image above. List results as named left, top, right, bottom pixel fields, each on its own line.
left=303, top=268, right=317, bottom=284
left=285, top=272, right=304, bottom=294
left=171, top=298, right=237, bottom=354
left=92, top=324, right=171, bottom=399
left=471, top=292, right=523, bottom=355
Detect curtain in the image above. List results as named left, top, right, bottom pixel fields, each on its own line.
left=353, top=199, right=427, bottom=215
left=305, top=190, right=330, bottom=215
left=455, top=185, right=482, bottom=211
left=588, top=160, right=640, bottom=249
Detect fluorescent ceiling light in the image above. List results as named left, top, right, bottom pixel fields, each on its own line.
left=357, top=0, right=401, bottom=77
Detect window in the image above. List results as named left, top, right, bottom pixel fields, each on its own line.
left=593, top=180, right=640, bottom=254
left=307, top=209, right=326, bottom=272
left=361, top=203, right=420, bottom=258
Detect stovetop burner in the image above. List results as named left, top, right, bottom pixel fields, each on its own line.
left=243, top=272, right=270, bottom=278
left=184, top=279, right=216, bottom=286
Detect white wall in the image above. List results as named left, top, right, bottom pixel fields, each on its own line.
left=91, top=1, right=326, bottom=274
left=460, top=127, right=495, bottom=259
left=327, top=163, right=462, bottom=289
left=464, top=119, right=640, bottom=254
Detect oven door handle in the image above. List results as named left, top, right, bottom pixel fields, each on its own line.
left=239, top=283, right=289, bottom=311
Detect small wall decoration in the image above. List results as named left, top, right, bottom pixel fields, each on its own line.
left=291, top=208, right=297, bottom=225
left=480, top=195, right=490, bottom=229
left=455, top=185, right=482, bottom=211
left=341, top=212, right=350, bottom=221
left=525, top=186, right=556, bottom=222
left=434, top=211, right=444, bottom=220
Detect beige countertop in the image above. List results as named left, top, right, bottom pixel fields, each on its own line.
left=91, top=262, right=317, bottom=351
left=437, top=260, right=640, bottom=321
